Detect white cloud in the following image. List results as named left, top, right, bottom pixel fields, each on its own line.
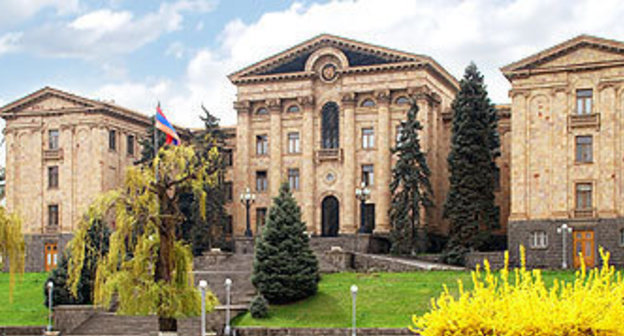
left=166, top=42, right=186, bottom=59
left=18, top=0, right=216, bottom=59
left=91, top=0, right=624, bottom=128
left=0, top=32, right=22, bottom=55
left=0, top=0, right=80, bottom=27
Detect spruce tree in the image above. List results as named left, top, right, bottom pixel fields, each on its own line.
left=389, top=100, right=433, bottom=255
left=443, top=63, right=500, bottom=265
left=252, top=183, right=319, bottom=304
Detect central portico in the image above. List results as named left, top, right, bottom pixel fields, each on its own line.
left=228, top=34, right=459, bottom=237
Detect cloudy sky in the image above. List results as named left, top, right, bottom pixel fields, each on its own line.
left=2, top=0, right=624, bottom=128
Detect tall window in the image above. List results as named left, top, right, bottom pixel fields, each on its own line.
left=288, top=132, right=300, bottom=153
left=256, top=208, right=267, bottom=232
left=530, top=231, right=548, bottom=249
left=127, top=135, right=135, bottom=156
left=576, top=183, right=592, bottom=210
left=48, top=204, right=59, bottom=227
left=256, top=135, right=268, bottom=155
left=362, top=128, right=374, bottom=149
left=620, top=229, right=624, bottom=246
left=288, top=168, right=300, bottom=190
left=256, top=171, right=268, bottom=192
left=576, top=89, right=593, bottom=115
left=575, top=136, right=592, bottom=163
left=321, top=102, right=339, bottom=149
left=224, top=181, right=233, bottom=202
left=362, top=164, right=374, bottom=186
left=49, top=130, right=59, bottom=150
left=48, top=166, right=59, bottom=189
left=109, top=130, right=117, bottom=151
left=222, top=149, right=233, bottom=166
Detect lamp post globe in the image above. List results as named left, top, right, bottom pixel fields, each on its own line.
left=350, top=285, right=358, bottom=336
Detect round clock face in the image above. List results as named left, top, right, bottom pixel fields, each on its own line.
left=321, top=63, right=338, bottom=82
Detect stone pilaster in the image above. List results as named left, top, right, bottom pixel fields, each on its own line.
left=509, top=90, right=529, bottom=220
left=375, top=90, right=391, bottom=233
left=234, top=100, right=251, bottom=236
left=299, top=96, right=316, bottom=233
left=342, top=92, right=357, bottom=233
left=267, top=98, right=282, bottom=198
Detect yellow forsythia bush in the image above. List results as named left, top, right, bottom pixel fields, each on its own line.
left=411, top=246, right=624, bottom=336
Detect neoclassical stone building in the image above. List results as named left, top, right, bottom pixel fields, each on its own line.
left=0, top=87, right=151, bottom=271
left=504, top=35, right=624, bottom=268
left=227, top=34, right=511, bottom=238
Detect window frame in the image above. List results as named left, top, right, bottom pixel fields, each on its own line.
left=530, top=231, right=548, bottom=249
left=48, top=166, right=59, bottom=189
left=620, top=229, right=624, bottom=247
left=360, top=99, right=376, bottom=107
left=362, top=164, right=374, bottom=186
left=48, top=129, right=59, bottom=150
left=256, top=134, right=268, bottom=156
left=256, top=171, right=268, bottom=192
left=256, top=207, right=268, bottom=232
left=224, top=181, right=233, bottom=202
left=109, top=129, right=117, bottom=151
left=288, top=168, right=300, bottom=191
left=576, top=89, right=593, bottom=115
left=48, top=204, right=59, bottom=227
left=287, top=105, right=300, bottom=113
left=127, top=134, right=135, bottom=156
left=395, top=96, right=410, bottom=105
left=288, top=132, right=300, bottom=154
left=575, top=135, right=593, bottom=163
left=255, top=107, right=269, bottom=115
left=362, top=127, right=375, bottom=149
left=575, top=182, right=593, bottom=210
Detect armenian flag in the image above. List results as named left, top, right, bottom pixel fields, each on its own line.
left=155, top=104, right=180, bottom=145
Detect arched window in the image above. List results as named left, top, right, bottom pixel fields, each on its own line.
left=321, top=102, right=340, bottom=149
left=361, top=99, right=376, bottom=107
left=287, top=105, right=300, bottom=113
left=256, top=107, right=268, bottom=115
left=395, top=96, right=410, bottom=105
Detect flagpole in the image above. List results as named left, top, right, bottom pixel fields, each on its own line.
left=154, top=103, right=159, bottom=183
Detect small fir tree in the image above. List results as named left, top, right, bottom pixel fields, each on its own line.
left=252, top=183, right=319, bottom=304
left=389, top=100, right=433, bottom=255
left=443, top=63, right=500, bottom=265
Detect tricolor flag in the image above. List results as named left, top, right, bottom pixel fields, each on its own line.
left=155, top=104, right=180, bottom=145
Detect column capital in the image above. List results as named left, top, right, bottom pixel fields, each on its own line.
left=233, top=100, right=251, bottom=113
left=297, top=95, right=315, bottom=107
left=509, top=89, right=530, bottom=99
left=341, top=92, right=357, bottom=107
left=375, top=89, right=391, bottom=105
left=266, top=98, right=281, bottom=112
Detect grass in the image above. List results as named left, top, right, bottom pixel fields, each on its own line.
left=0, top=272, right=49, bottom=326
left=233, top=270, right=577, bottom=328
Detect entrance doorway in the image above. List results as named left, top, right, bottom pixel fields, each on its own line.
left=573, top=230, right=595, bottom=268
left=321, top=196, right=339, bottom=237
left=44, top=243, right=58, bottom=272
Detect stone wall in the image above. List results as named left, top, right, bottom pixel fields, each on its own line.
left=54, top=305, right=98, bottom=334
left=24, top=233, right=73, bottom=272
left=465, top=251, right=505, bottom=270
left=0, top=326, right=46, bottom=335
left=234, top=327, right=413, bottom=336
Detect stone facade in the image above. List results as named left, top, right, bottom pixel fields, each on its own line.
left=228, top=34, right=511, bottom=238
left=0, top=87, right=151, bottom=271
left=502, top=35, right=624, bottom=268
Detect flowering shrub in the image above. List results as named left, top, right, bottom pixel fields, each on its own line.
left=411, top=246, right=624, bottom=336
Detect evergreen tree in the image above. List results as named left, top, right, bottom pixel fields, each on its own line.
left=252, top=183, right=319, bottom=304
left=389, top=100, right=433, bottom=255
left=443, top=63, right=501, bottom=265
left=44, top=219, right=110, bottom=306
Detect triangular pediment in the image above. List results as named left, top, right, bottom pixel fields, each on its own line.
left=228, top=34, right=430, bottom=82
left=0, top=87, right=100, bottom=115
left=502, top=35, right=624, bottom=79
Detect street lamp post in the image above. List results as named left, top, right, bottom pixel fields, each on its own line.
left=224, top=278, right=232, bottom=336
left=355, top=182, right=371, bottom=233
left=350, top=285, right=358, bottom=336
left=199, top=280, right=207, bottom=336
left=557, top=223, right=573, bottom=269
left=240, top=187, right=256, bottom=237
left=47, top=281, right=54, bottom=332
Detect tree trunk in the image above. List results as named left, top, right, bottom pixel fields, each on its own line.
left=155, top=192, right=177, bottom=332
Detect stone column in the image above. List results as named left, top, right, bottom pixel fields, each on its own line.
left=267, top=98, right=282, bottom=198
left=299, top=96, right=316, bottom=233
left=234, top=100, right=251, bottom=236
left=342, top=92, right=357, bottom=233
left=509, top=90, right=529, bottom=220
left=375, top=90, right=392, bottom=233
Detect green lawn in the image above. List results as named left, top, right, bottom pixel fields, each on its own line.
left=0, top=272, right=49, bottom=326
left=234, top=270, right=577, bottom=328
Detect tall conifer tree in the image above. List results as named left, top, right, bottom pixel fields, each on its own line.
left=252, top=183, right=319, bottom=304
left=443, top=63, right=500, bottom=265
left=389, top=100, right=433, bottom=255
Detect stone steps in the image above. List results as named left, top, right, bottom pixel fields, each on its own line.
left=69, top=313, right=158, bottom=336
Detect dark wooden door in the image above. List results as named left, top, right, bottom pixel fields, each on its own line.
left=322, top=196, right=339, bottom=237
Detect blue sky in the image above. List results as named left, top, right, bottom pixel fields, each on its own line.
left=2, top=0, right=624, bottom=129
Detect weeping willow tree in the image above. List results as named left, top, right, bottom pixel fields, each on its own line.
left=0, top=206, right=25, bottom=303
left=67, top=145, right=219, bottom=331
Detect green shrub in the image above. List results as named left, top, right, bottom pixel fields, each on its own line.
left=249, top=294, right=269, bottom=318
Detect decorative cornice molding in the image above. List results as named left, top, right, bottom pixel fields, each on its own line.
left=509, top=89, right=530, bottom=99
left=233, top=100, right=251, bottom=113
left=375, top=89, right=391, bottom=104
left=297, top=95, right=315, bottom=107
left=266, top=98, right=281, bottom=112
left=341, top=92, right=357, bottom=106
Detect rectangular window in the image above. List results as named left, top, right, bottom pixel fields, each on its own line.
left=127, top=135, right=135, bottom=156
left=256, top=135, right=268, bottom=155
left=620, top=229, right=624, bottom=247
left=109, top=130, right=117, bottom=151
left=256, top=171, right=268, bottom=192
left=225, top=215, right=233, bottom=235
left=576, top=183, right=592, bottom=210
left=49, top=130, right=59, bottom=150
left=576, top=89, right=593, bottom=115
left=222, top=149, right=233, bottom=166
left=288, top=132, right=300, bottom=153
left=575, top=136, right=592, bottom=163
left=48, top=166, right=59, bottom=189
left=362, top=164, right=374, bottom=186
left=530, top=231, right=548, bottom=249
left=224, top=181, right=233, bottom=202
left=362, top=128, right=375, bottom=149
left=48, top=204, right=59, bottom=227
left=288, top=168, right=300, bottom=190
left=256, top=208, right=267, bottom=232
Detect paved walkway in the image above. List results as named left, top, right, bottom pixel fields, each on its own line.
left=355, top=252, right=465, bottom=271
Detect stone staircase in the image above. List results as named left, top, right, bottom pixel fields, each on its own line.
left=193, top=252, right=256, bottom=306
left=67, top=313, right=157, bottom=336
